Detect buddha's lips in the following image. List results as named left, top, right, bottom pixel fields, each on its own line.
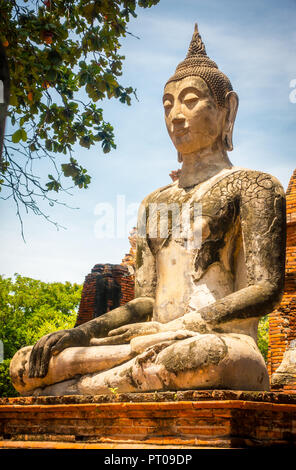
left=173, top=127, right=189, bottom=137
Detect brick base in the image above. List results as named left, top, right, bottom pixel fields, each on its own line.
left=1, top=391, right=296, bottom=448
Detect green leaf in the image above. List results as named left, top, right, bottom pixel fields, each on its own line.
left=102, top=142, right=111, bottom=153
left=12, top=129, right=23, bottom=143
left=61, top=163, right=79, bottom=178
left=46, top=178, right=61, bottom=192
left=47, top=69, right=58, bottom=81
left=47, top=50, right=62, bottom=65
left=9, top=93, right=18, bottom=107
left=79, top=135, right=91, bottom=148
left=45, top=139, right=52, bottom=151
left=21, top=128, right=27, bottom=142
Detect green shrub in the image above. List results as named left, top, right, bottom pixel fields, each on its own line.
left=258, top=315, right=269, bottom=363
left=0, top=360, right=16, bottom=397
left=0, top=274, right=82, bottom=397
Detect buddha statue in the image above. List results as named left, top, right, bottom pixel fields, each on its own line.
left=10, top=24, right=286, bottom=396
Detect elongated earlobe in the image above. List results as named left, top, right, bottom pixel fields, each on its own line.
left=222, top=91, right=239, bottom=151
left=177, top=151, right=183, bottom=162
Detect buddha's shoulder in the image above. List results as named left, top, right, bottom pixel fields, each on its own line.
left=139, top=168, right=285, bottom=207
left=228, top=167, right=285, bottom=195
left=140, top=181, right=178, bottom=205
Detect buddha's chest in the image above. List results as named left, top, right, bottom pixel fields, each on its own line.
left=147, top=188, right=240, bottom=323
left=146, top=187, right=238, bottom=259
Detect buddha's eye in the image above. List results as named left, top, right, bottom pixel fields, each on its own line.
left=183, top=93, right=199, bottom=106
left=163, top=99, right=173, bottom=111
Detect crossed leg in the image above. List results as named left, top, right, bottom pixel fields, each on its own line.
left=9, top=343, right=135, bottom=396
left=14, top=333, right=270, bottom=396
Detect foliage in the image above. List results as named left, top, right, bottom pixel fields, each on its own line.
left=0, top=274, right=82, bottom=396
left=258, top=314, right=269, bottom=363
left=0, top=0, right=159, bottom=231
left=0, top=360, right=15, bottom=397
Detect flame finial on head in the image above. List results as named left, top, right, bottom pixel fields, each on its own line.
left=165, top=23, right=233, bottom=107
left=186, top=23, right=207, bottom=58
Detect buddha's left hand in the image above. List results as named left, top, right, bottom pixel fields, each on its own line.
left=90, top=321, right=163, bottom=346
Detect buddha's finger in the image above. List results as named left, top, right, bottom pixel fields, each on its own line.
left=90, top=334, right=129, bottom=346
left=51, top=336, right=72, bottom=356
left=29, top=337, right=47, bottom=377
left=108, top=326, right=128, bottom=337
left=28, top=343, right=39, bottom=377
left=32, top=342, right=44, bottom=378
left=34, top=334, right=57, bottom=377
left=39, top=337, right=61, bottom=377
left=174, top=330, right=197, bottom=340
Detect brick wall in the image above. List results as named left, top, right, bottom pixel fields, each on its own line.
left=1, top=392, right=296, bottom=447
left=268, top=169, right=296, bottom=391
left=75, top=264, right=135, bottom=326
left=75, top=229, right=136, bottom=327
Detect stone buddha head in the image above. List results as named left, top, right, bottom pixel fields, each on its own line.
left=163, top=24, right=239, bottom=161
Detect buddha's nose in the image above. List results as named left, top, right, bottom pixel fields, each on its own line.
left=172, top=113, right=186, bottom=125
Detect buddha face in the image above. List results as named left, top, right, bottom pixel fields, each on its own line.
left=163, top=76, right=227, bottom=155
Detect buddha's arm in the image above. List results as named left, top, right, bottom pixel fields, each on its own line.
left=29, top=295, right=155, bottom=378
left=88, top=225, right=160, bottom=346
left=29, top=204, right=156, bottom=378
left=78, top=297, right=154, bottom=339
left=75, top=206, right=157, bottom=341
left=175, top=173, right=286, bottom=332
left=134, top=232, right=157, bottom=301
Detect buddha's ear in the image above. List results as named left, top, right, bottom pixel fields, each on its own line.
left=222, top=91, right=239, bottom=151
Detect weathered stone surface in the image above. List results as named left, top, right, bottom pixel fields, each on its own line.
left=10, top=344, right=135, bottom=395
left=10, top=23, right=286, bottom=396
left=2, top=390, right=296, bottom=405
left=271, top=341, right=296, bottom=387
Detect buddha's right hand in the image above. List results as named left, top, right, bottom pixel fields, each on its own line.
left=28, top=328, right=89, bottom=378
left=90, top=321, right=163, bottom=346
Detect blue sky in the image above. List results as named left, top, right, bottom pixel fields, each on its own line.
left=0, top=0, right=295, bottom=284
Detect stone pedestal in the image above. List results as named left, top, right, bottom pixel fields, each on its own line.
left=1, top=391, right=296, bottom=448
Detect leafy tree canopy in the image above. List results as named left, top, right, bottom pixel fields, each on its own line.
left=0, top=0, right=159, bottom=230
left=0, top=273, right=82, bottom=396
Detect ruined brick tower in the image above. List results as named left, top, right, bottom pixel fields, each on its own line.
left=268, top=169, right=296, bottom=391
left=75, top=229, right=136, bottom=326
